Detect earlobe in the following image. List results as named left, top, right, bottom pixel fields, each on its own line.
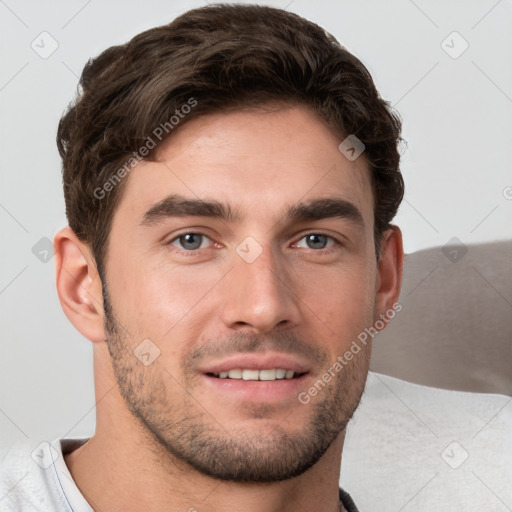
left=375, top=226, right=404, bottom=330
left=54, top=227, right=106, bottom=343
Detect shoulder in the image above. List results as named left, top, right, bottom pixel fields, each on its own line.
left=0, top=441, right=61, bottom=512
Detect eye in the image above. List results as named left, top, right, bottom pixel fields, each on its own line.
left=295, top=233, right=338, bottom=250
left=169, top=232, right=212, bottom=251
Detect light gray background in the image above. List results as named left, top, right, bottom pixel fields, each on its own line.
left=1, top=0, right=511, bottom=509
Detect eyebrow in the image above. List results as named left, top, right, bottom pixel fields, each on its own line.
left=140, top=194, right=364, bottom=228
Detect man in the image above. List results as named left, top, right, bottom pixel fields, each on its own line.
left=0, top=4, right=403, bottom=511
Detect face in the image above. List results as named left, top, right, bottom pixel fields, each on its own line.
left=102, top=105, right=379, bottom=482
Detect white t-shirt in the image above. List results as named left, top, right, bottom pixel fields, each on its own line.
left=0, top=438, right=93, bottom=512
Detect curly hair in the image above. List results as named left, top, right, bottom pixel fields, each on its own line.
left=57, top=3, right=404, bottom=276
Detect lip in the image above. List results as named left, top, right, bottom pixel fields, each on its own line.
left=199, top=352, right=311, bottom=375
left=201, top=372, right=310, bottom=403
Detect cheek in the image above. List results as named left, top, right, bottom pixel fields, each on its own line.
left=306, top=260, right=375, bottom=307
left=301, top=263, right=376, bottom=344
left=109, top=254, right=225, bottom=340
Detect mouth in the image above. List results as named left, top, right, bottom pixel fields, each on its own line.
left=199, top=353, right=311, bottom=403
left=206, top=369, right=307, bottom=380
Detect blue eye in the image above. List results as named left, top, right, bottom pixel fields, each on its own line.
left=170, top=233, right=210, bottom=251
left=296, top=234, right=336, bottom=250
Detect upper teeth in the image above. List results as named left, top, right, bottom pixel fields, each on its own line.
left=216, top=369, right=295, bottom=380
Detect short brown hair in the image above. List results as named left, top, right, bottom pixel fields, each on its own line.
left=57, top=3, right=404, bottom=277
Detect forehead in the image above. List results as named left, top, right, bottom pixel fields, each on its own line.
left=115, top=105, right=373, bottom=226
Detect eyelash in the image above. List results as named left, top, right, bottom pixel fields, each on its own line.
left=166, top=231, right=342, bottom=255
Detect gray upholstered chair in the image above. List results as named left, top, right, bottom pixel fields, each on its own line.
left=371, top=239, right=512, bottom=396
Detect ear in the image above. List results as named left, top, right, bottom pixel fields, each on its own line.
left=374, top=225, right=404, bottom=330
left=54, top=227, right=106, bottom=343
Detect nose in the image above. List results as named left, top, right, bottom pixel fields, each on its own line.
left=219, top=242, right=301, bottom=334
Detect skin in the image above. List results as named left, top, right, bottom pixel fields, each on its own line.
left=54, top=105, right=403, bottom=512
